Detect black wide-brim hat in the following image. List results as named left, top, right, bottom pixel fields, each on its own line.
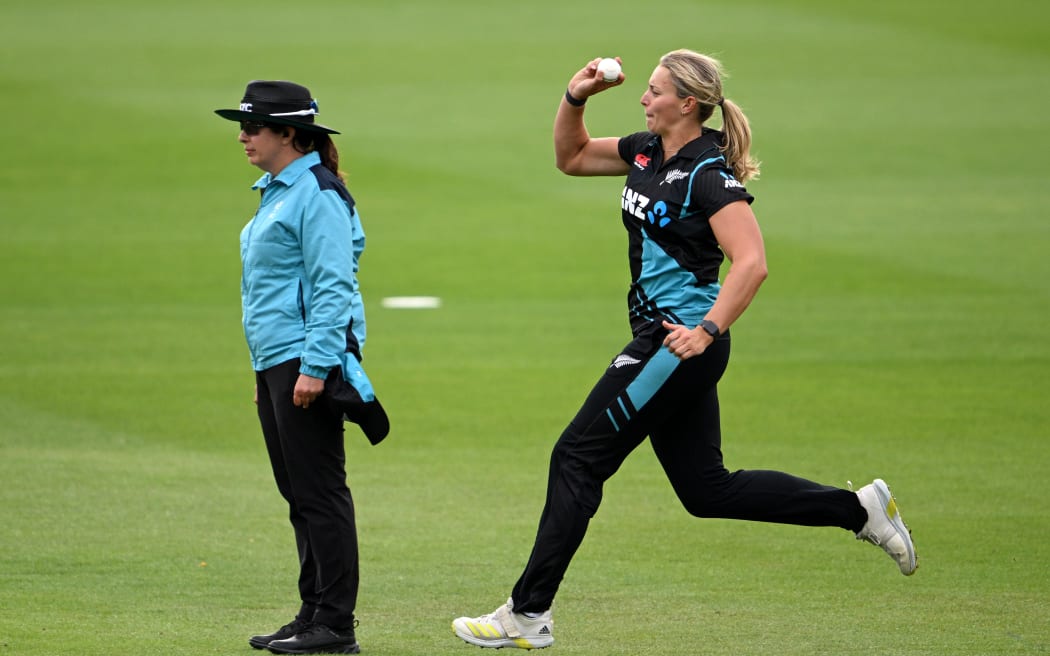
left=215, top=80, right=339, bottom=134
left=324, top=367, right=390, bottom=446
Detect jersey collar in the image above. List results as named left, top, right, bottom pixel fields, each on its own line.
left=663, top=127, right=723, bottom=162
left=251, top=150, right=323, bottom=191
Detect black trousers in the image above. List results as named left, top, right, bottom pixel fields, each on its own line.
left=256, top=358, right=359, bottom=630
left=510, top=324, right=867, bottom=613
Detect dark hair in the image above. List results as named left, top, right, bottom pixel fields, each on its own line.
left=291, top=130, right=344, bottom=182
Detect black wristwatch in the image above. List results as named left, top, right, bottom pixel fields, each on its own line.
left=699, top=319, right=721, bottom=339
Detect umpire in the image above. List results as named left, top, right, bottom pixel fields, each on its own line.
left=216, top=80, right=387, bottom=655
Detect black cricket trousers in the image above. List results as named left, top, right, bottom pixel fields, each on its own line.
left=510, top=323, right=867, bottom=614
left=256, top=358, right=359, bottom=630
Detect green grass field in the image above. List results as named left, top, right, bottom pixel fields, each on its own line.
left=2, top=1, right=1048, bottom=654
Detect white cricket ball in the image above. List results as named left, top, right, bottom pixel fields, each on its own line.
left=597, top=58, right=621, bottom=82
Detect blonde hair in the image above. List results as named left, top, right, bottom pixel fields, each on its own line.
left=659, top=49, right=760, bottom=182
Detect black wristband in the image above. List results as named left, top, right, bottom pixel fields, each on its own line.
left=564, top=88, right=586, bottom=107
left=699, top=319, right=721, bottom=339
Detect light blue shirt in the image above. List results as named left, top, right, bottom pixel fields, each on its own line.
left=239, top=151, right=367, bottom=382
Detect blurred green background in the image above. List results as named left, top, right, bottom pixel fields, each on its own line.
left=1, top=1, right=1048, bottom=654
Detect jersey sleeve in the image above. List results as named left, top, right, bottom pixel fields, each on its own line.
left=689, top=163, right=754, bottom=219
left=299, top=187, right=357, bottom=379
left=617, top=131, right=653, bottom=164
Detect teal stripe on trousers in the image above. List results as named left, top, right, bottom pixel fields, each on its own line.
left=624, top=347, right=679, bottom=412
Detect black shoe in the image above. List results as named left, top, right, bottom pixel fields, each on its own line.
left=266, top=622, right=360, bottom=654
left=249, top=619, right=311, bottom=650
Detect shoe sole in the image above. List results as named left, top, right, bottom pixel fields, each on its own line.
left=266, top=644, right=360, bottom=655
left=452, top=623, right=552, bottom=650
left=873, top=478, right=918, bottom=575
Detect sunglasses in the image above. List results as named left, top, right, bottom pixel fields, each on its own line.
left=239, top=121, right=271, bottom=135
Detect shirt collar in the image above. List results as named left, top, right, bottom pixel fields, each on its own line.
left=251, top=150, right=322, bottom=190
left=671, top=127, right=724, bottom=161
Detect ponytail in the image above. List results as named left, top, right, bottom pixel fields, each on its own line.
left=718, top=98, right=760, bottom=183
left=293, top=131, right=347, bottom=183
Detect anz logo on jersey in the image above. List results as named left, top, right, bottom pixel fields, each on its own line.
left=622, top=187, right=672, bottom=228
left=721, top=170, right=745, bottom=189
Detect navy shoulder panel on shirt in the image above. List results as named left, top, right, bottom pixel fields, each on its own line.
left=309, top=163, right=356, bottom=212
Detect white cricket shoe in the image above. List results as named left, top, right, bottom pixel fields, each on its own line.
left=452, top=599, right=553, bottom=649
left=855, top=478, right=918, bottom=575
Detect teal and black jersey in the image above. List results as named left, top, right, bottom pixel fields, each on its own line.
left=617, top=128, right=753, bottom=334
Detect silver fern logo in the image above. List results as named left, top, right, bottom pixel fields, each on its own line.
left=610, top=354, right=641, bottom=369
left=661, top=169, right=689, bottom=185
